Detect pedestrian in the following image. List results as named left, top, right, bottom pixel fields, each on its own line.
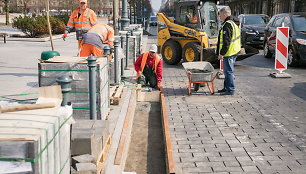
left=134, top=44, right=163, bottom=89
left=80, top=24, right=115, bottom=57
left=217, top=6, right=241, bottom=95
left=62, top=0, right=97, bottom=48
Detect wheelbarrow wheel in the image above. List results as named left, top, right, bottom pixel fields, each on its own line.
left=194, top=84, right=200, bottom=92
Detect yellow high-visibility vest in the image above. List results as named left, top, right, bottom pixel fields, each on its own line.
left=219, top=20, right=241, bottom=57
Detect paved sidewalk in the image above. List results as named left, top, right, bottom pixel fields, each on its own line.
left=161, top=50, right=306, bottom=172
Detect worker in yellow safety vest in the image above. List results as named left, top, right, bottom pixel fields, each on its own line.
left=62, top=0, right=97, bottom=48
left=134, top=44, right=163, bottom=89
left=217, top=6, right=241, bottom=95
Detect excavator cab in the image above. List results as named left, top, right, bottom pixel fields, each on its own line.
left=157, top=0, right=258, bottom=65
left=175, top=0, right=219, bottom=38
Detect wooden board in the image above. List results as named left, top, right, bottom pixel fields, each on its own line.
left=161, top=92, right=176, bottom=174
left=96, top=136, right=111, bottom=173
left=111, top=86, right=123, bottom=105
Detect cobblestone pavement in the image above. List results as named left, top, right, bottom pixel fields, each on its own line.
left=163, top=52, right=306, bottom=174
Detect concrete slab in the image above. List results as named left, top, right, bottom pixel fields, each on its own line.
left=270, top=71, right=292, bottom=78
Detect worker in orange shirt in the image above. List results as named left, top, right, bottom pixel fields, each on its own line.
left=62, top=0, right=97, bottom=48
left=80, top=24, right=115, bottom=57
left=134, top=44, right=163, bottom=89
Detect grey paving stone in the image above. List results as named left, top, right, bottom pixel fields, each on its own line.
left=183, top=166, right=213, bottom=173
left=212, top=166, right=243, bottom=172
left=241, top=166, right=260, bottom=172
left=223, top=161, right=241, bottom=167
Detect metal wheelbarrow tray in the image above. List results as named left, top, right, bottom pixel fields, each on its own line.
left=182, top=62, right=219, bottom=95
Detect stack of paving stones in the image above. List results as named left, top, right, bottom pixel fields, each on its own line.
left=162, top=62, right=306, bottom=174
left=39, top=58, right=109, bottom=119
left=71, top=120, right=109, bottom=173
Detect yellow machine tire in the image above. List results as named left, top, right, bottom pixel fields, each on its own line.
left=161, top=40, right=182, bottom=65
left=182, top=42, right=201, bottom=62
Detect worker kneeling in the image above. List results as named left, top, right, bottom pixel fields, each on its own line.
left=80, top=24, right=114, bottom=57
left=134, top=44, right=163, bottom=89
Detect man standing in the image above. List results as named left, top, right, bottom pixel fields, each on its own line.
left=134, top=44, right=163, bottom=89
left=217, top=7, right=241, bottom=95
left=80, top=24, right=114, bottom=57
left=63, top=0, right=97, bottom=48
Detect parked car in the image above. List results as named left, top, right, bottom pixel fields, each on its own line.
left=149, top=16, right=158, bottom=26
left=263, top=13, right=306, bottom=66
left=238, top=14, right=270, bottom=46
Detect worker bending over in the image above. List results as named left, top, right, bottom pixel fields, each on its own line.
left=134, top=44, right=163, bottom=89
left=63, top=0, right=97, bottom=48
left=80, top=24, right=115, bottom=57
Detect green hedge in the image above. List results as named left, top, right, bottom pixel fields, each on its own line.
left=12, top=15, right=67, bottom=38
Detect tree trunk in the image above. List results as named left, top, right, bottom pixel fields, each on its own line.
left=5, top=0, right=9, bottom=25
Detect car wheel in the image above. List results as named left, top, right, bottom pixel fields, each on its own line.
left=288, top=47, right=298, bottom=67
left=263, top=42, right=272, bottom=58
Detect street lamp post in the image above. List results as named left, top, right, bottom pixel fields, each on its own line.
left=120, top=0, right=130, bottom=30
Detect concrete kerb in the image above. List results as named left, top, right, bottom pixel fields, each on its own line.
left=0, top=32, right=76, bottom=42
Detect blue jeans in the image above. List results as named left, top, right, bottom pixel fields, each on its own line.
left=223, top=55, right=237, bottom=93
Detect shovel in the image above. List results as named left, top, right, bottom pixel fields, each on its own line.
left=0, top=85, right=62, bottom=113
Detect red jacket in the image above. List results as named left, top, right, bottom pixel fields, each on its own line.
left=134, top=53, right=163, bottom=83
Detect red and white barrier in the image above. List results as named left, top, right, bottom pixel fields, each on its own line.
left=275, top=27, right=289, bottom=73
left=220, top=59, right=224, bottom=72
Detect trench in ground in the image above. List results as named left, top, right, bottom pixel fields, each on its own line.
left=124, top=101, right=166, bottom=174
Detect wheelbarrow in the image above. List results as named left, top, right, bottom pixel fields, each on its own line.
left=182, top=62, right=220, bottom=95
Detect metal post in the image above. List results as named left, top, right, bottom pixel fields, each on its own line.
left=120, top=35, right=124, bottom=49
left=87, top=56, right=97, bottom=120
left=113, top=0, right=119, bottom=35
left=56, top=75, right=72, bottom=106
left=120, top=0, right=130, bottom=30
left=125, top=32, right=130, bottom=70
left=114, top=40, right=120, bottom=84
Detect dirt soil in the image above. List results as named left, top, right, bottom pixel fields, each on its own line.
left=124, top=102, right=166, bottom=174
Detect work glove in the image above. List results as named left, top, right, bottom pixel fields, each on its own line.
left=62, top=33, right=68, bottom=41
left=135, top=71, right=142, bottom=80
left=157, top=82, right=162, bottom=89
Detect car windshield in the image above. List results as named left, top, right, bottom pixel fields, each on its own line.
left=292, top=15, right=306, bottom=32
left=150, top=17, right=157, bottom=21
left=243, top=16, right=269, bottom=25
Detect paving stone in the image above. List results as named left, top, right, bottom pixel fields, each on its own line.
left=212, top=166, right=243, bottom=172
left=223, top=161, right=241, bottom=167
left=241, top=166, right=260, bottom=172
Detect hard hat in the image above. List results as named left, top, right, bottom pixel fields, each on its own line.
left=79, top=0, right=87, bottom=3
left=149, top=44, right=157, bottom=53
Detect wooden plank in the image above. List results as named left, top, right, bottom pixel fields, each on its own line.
left=137, top=91, right=160, bottom=102
left=109, top=86, right=117, bottom=98
left=112, top=86, right=123, bottom=105
left=113, top=86, right=123, bottom=99
left=96, top=136, right=112, bottom=173
left=114, top=90, right=136, bottom=165
left=160, top=91, right=176, bottom=174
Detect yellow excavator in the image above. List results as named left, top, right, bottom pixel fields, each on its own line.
left=157, top=0, right=258, bottom=65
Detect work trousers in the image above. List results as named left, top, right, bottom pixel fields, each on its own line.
left=80, top=44, right=103, bottom=57
left=223, top=55, right=237, bottom=93
left=137, top=65, right=157, bottom=88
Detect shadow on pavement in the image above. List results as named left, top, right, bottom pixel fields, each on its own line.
left=291, top=82, right=306, bottom=101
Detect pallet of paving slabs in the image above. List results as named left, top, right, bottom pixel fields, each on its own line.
left=0, top=107, right=73, bottom=174
left=38, top=56, right=109, bottom=120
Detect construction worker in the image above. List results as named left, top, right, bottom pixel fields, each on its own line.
left=134, top=44, right=163, bottom=89
left=217, top=6, right=241, bottom=95
left=80, top=24, right=115, bottom=57
left=62, top=0, right=97, bottom=48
